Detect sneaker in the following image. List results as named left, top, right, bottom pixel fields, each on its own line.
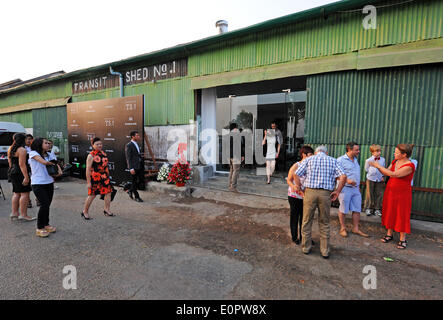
left=36, top=229, right=50, bottom=238
left=375, top=210, right=382, bottom=217
left=365, top=209, right=373, bottom=216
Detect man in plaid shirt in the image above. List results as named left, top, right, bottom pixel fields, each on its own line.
left=293, top=146, right=346, bottom=258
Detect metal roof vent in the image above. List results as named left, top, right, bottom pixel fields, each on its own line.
left=215, top=20, right=228, bottom=34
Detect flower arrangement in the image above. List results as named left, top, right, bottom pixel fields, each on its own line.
left=167, top=161, right=192, bottom=186
left=157, top=163, right=171, bottom=182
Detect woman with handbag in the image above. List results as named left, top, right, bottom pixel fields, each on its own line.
left=29, top=137, right=62, bottom=238
left=81, top=137, right=115, bottom=220
left=7, top=133, right=35, bottom=221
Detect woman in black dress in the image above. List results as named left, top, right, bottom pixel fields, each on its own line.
left=8, top=133, right=35, bottom=221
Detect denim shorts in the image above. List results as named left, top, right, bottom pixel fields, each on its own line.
left=339, top=186, right=362, bottom=214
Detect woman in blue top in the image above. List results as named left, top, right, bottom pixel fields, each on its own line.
left=29, top=138, right=61, bottom=238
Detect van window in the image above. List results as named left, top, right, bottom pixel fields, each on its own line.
left=0, top=132, right=15, bottom=146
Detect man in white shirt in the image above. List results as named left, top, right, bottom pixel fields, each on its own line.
left=48, top=140, right=59, bottom=161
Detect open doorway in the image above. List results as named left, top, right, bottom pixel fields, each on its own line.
left=215, top=76, right=307, bottom=175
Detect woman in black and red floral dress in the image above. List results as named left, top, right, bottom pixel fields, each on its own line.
left=81, top=137, right=115, bottom=219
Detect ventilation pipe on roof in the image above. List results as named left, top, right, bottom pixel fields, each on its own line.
left=109, top=66, right=123, bottom=97
left=215, top=20, right=228, bottom=34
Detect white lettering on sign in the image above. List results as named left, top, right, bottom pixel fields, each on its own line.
left=104, top=118, right=115, bottom=127
left=73, top=76, right=109, bottom=94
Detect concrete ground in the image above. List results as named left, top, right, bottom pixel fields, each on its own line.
left=0, top=178, right=442, bottom=300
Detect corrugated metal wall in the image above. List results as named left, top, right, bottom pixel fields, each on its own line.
left=306, top=63, right=443, bottom=221
left=0, top=108, right=69, bottom=161
left=189, top=0, right=442, bottom=76
left=71, top=77, right=194, bottom=126
left=0, top=81, right=71, bottom=109
left=0, top=110, right=33, bottom=128
left=305, top=64, right=443, bottom=146
left=32, top=107, right=68, bottom=162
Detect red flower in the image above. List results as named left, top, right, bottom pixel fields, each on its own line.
left=100, top=186, right=110, bottom=194
left=92, top=172, right=101, bottom=181
left=167, top=161, right=192, bottom=183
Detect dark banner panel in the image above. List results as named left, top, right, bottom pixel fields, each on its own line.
left=66, top=95, right=144, bottom=185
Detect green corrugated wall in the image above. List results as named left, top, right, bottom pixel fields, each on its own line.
left=32, top=107, right=68, bottom=161
left=305, top=64, right=443, bottom=146
left=0, top=81, right=71, bottom=109
left=0, top=110, right=33, bottom=128
left=188, top=0, right=442, bottom=76
left=306, top=64, right=443, bottom=221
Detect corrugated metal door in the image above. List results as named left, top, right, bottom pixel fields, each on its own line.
left=32, top=106, right=68, bottom=162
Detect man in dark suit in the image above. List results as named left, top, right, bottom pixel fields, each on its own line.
left=125, top=131, right=144, bottom=202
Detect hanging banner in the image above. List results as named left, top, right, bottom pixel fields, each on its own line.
left=66, top=95, right=144, bottom=185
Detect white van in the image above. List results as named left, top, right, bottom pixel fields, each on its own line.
left=0, top=121, right=27, bottom=167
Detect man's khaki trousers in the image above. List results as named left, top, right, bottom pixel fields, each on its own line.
left=301, top=188, right=332, bottom=256
left=229, top=158, right=241, bottom=188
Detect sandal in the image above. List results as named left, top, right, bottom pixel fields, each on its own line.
left=397, top=240, right=407, bottom=249
left=36, top=229, right=50, bottom=238
left=44, top=225, right=57, bottom=233
left=381, top=234, right=394, bottom=243
left=18, top=215, right=37, bottom=222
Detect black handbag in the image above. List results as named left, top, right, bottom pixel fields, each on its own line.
left=46, top=163, right=59, bottom=176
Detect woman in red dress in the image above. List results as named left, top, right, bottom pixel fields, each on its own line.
left=369, top=144, right=415, bottom=249
left=81, top=137, right=114, bottom=219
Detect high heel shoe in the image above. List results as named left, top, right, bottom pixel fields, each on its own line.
left=103, top=210, right=115, bottom=217
left=81, top=212, right=92, bottom=220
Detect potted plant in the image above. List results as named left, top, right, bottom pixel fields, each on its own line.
left=167, top=161, right=191, bottom=187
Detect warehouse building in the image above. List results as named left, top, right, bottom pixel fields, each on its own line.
left=0, top=0, right=442, bottom=221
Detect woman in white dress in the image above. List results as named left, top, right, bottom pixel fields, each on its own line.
left=262, top=124, right=281, bottom=184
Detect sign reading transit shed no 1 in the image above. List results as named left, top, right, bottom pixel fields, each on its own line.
left=72, top=58, right=187, bottom=94
left=66, top=95, right=144, bottom=184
